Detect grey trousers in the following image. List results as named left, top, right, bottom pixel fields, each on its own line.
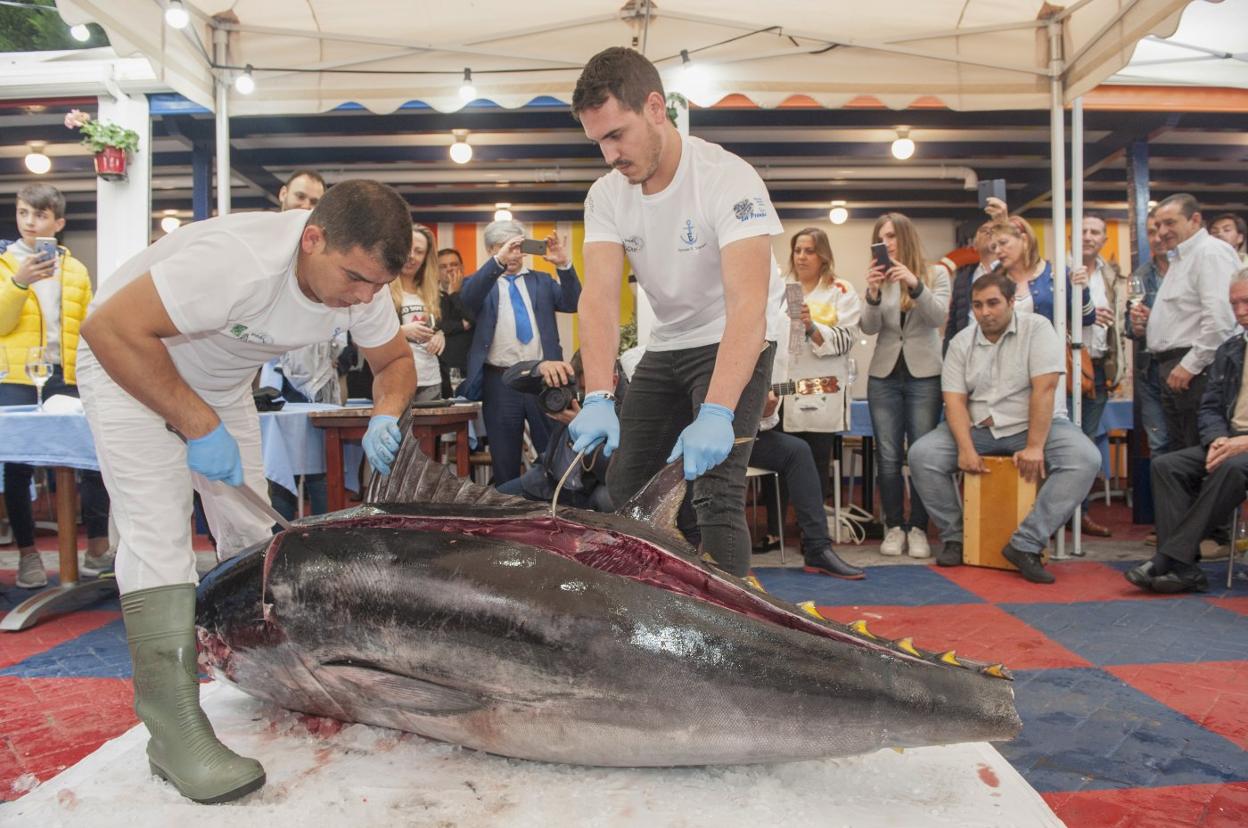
left=908, top=419, right=1101, bottom=555
left=607, top=341, right=774, bottom=577
left=1153, top=445, right=1248, bottom=565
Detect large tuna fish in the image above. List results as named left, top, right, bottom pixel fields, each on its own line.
left=196, top=431, right=1021, bottom=767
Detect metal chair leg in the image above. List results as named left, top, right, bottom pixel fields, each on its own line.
left=773, top=473, right=785, bottom=564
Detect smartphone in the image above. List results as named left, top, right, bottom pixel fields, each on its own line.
left=870, top=242, right=891, bottom=271
left=977, top=178, right=1007, bottom=210
left=35, top=236, right=58, bottom=262
left=520, top=238, right=547, bottom=255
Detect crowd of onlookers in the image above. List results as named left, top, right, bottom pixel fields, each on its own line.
left=4, top=171, right=1248, bottom=592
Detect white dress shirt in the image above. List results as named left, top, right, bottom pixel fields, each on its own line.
left=485, top=268, right=543, bottom=367
left=1082, top=258, right=1110, bottom=359
left=1146, top=228, right=1240, bottom=374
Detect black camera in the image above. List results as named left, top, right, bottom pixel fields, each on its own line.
left=537, top=378, right=579, bottom=413
left=502, top=361, right=579, bottom=413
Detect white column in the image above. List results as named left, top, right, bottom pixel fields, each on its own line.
left=214, top=27, right=231, bottom=216
left=94, top=93, right=151, bottom=287
left=1048, top=20, right=1069, bottom=560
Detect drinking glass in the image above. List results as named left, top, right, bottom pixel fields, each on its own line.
left=1126, top=274, right=1146, bottom=306
left=25, top=345, right=54, bottom=411
left=846, top=356, right=858, bottom=388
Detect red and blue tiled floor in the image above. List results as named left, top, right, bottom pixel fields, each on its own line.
left=2, top=537, right=1247, bottom=825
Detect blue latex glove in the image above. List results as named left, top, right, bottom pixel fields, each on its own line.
left=186, top=422, right=244, bottom=487
left=568, top=395, right=619, bottom=456
left=666, top=403, right=736, bottom=481
left=363, top=414, right=402, bottom=476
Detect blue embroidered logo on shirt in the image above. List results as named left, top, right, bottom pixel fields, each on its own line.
left=680, top=220, right=698, bottom=245
left=733, top=197, right=769, bottom=222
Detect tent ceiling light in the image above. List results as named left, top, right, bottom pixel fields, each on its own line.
left=449, top=131, right=473, bottom=164
left=24, top=143, right=51, bottom=175
left=494, top=203, right=513, bottom=221
left=458, top=68, right=476, bottom=104
left=69, top=24, right=91, bottom=42
left=235, top=65, right=256, bottom=95
left=160, top=216, right=182, bottom=233
left=165, top=0, right=189, bottom=30
left=828, top=201, right=849, bottom=225
left=890, top=127, right=915, bottom=161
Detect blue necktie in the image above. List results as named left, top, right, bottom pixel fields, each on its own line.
left=505, top=275, right=533, bottom=344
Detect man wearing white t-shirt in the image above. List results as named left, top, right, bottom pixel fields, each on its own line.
left=76, top=180, right=416, bottom=804
left=568, top=47, right=784, bottom=577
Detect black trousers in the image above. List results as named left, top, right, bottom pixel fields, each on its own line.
left=1153, top=444, right=1248, bottom=565
left=482, top=365, right=552, bottom=485
left=606, top=341, right=774, bottom=577
left=1157, top=352, right=1208, bottom=452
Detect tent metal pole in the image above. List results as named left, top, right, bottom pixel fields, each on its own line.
left=213, top=26, right=231, bottom=217
left=1049, top=19, right=1068, bottom=561
left=1071, top=95, right=1085, bottom=557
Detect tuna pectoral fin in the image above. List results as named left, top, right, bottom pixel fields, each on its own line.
left=314, top=664, right=483, bottom=715
left=614, top=460, right=687, bottom=539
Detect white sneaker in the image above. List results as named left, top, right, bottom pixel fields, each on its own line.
left=907, top=528, right=931, bottom=559
left=16, top=553, right=48, bottom=589
left=82, top=548, right=117, bottom=575
left=880, top=526, right=906, bottom=556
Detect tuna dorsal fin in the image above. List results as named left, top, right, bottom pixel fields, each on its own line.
left=365, top=408, right=527, bottom=507
left=614, top=459, right=687, bottom=538
left=315, top=663, right=483, bottom=714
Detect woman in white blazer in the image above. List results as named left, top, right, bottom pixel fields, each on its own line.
left=780, top=227, right=861, bottom=505
left=860, top=212, right=951, bottom=559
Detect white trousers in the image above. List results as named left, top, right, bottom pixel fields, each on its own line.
left=77, top=359, right=274, bottom=594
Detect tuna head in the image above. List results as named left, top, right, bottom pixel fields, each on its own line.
left=197, top=507, right=1020, bottom=768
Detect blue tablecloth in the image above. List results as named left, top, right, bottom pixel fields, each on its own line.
left=0, top=403, right=362, bottom=495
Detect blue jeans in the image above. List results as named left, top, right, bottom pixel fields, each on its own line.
left=908, top=419, right=1101, bottom=554
left=1137, top=359, right=1169, bottom=455
left=867, top=362, right=942, bottom=531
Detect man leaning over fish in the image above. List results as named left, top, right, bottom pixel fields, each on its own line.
left=76, top=180, right=417, bottom=804
left=569, top=47, right=785, bottom=577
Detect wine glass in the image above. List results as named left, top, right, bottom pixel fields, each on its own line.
left=1126, top=274, right=1146, bottom=306
left=846, top=356, right=858, bottom=393
left=25, top=345, right=54, bottom=411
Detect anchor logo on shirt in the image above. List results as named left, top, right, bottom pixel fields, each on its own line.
left=680, top=220, right=698, bottom=246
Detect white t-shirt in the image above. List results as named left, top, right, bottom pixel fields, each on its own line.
left=81, top=210, right=398, bottom=405
left=399, top=290, right=443, bottom=388
left=11, top=240, right=63, bottom=364
left=583, top=133, right=785, bottom=351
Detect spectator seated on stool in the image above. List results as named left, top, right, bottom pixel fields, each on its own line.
left=908, top=271, right=1100, bottom=584
left=751, top=388, right=864, bottom=579
left=1126, top=270, right=1248, bottom=594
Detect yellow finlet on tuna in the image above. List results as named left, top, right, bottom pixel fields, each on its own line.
left=849, top=619, right=876, bottom=639
left=744, top=574, right=766, bottom=593
left=897, top=637, right=921, bottom=657
left=797, top=601, right=825, bottom=620
left=940, top=650, right=960, bottom=666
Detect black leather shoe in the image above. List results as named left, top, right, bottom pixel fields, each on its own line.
left=936, top=541, right=963, bottom=567
left=1124, top=561, right=1162, bottom=591
left=803, top=546, right=865, bottom=580
left=1149, top=568, right=1209, bottom=594
left=1001, top=544, right=1055, bottom=584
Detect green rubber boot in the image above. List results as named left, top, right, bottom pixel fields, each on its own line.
left=121, top=584, right=266, bottom=804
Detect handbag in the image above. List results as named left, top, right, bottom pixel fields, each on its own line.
left=1065, top=340, right=1095, bottom=397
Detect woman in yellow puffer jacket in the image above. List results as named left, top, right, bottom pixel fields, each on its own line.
left=1, top=183, right=111, bottom=588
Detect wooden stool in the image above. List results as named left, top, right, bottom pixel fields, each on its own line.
left=962, top=456, right=1038, bottom=570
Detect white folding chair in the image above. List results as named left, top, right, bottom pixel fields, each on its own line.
left=745, top=466, right=785, bottom=564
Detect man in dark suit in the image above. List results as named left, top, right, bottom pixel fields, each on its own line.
left=1126, top=271, right=1248, bottom=594
left=460, top=220, right=582, bottom=484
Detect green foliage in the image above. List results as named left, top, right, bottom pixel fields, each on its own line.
left=618, top=318, right=638, bottom=354
left=65, top=110, right=140, bottom=154
left=665, top=93, right=686, bottom=128
left=0, top=2, right=108, bottom=51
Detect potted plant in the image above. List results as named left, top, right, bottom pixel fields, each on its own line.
left=64, top=109, right=140, bottom=181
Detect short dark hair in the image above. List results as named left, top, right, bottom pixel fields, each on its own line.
left=307, top=180, right=412, bottom=275
left=16, top=183, right=66, bottom=219
left=571, top=47, right=664, bottom=118
left=974, top=270, right=1017, bottom=302
left=1083, top=212, right=1108, bottom=231
left=284, top=169, right=326, bottom=191
left=437, top=248, right=463, bottom=263
left=1210, top=212, right=1247, bottom=240
left=1158, top=193, right=1200, bottom=219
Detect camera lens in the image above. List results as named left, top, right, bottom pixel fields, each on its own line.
left=538, top=385, right=572, bottom=413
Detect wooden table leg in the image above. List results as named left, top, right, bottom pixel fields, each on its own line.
left=54, top=467, right=80, bottom=585
left=325, top=429, right=345, bottom=512
left=455, top=423, right=470, bottom=477
left=415, top=426, right=438, bottom=463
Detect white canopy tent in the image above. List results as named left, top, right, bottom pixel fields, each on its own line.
left=51, top=0, right=1203, bottom=556
left=1109, top=0, right=1248, bottom=87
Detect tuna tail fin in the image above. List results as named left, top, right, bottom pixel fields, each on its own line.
left=365, top=409, right=527, bottom=507
left=614, top=460, right=687, bottom=542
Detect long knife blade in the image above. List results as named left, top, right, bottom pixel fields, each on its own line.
left=166, top=422, right=295, bottom=531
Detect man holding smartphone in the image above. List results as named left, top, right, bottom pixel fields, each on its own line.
left=568, top=47, right=784, bottom=578
left=459, top=220, right=581, bottom=485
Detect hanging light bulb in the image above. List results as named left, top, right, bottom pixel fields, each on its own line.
left=165, top=0, right=190, bottom=30
left=69, top=24, right=91, bottom=42
left=234, top=65, right=256, bottom=95
left=494, top=203, right=513, bottom=222
left=449, top=131, right=473, bottom=164
left=890, top=127, right=916, bottom=161
left=24, top=143, right=51, bottom=175
left=828, top=201, right=849, bottom=225
left=160, top=215, right=182, bottom=233
left=458, top=68, right=477, bottom=104
left=676, top=48, right=712, bottom=100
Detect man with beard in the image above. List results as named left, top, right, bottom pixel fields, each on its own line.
left=567, top=47, right=783, bottom=577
